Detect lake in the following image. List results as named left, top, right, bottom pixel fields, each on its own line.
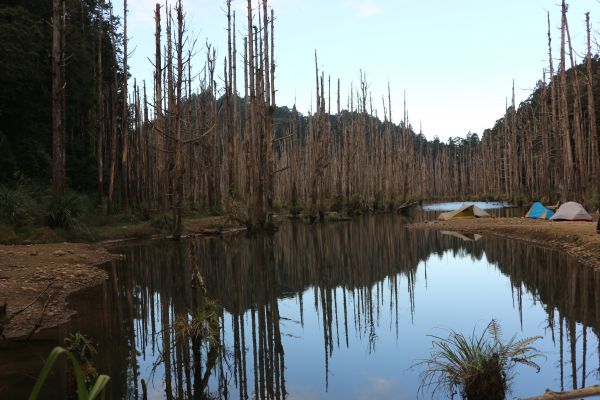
left=2, top=210, right=600, bottom=399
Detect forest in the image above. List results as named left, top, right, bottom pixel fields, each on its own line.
left=1, top=0, right=599, bottom=234
left=5, top=2, right=600, bottom=399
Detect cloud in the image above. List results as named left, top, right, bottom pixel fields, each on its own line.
left=354, top=376, right=400, bottom=400
left=357, top=1, right=381, bottom=18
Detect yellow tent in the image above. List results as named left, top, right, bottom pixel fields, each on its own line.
left=438, top=204, right=491, bottom=221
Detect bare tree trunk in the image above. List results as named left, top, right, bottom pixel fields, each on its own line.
left=121, top=0, right=129, bottom=208
left=244, top=36, right=251, bottom=201
left=96, top=0, right=104, bottom=206
left=548, top=12, right=560, bottom=199
left=154, top=3, right=165, bottom=210
left=559, top=0, right=574, bottom=198
left=173, top=0, right=184, bottom=236
left=233, top=12, right=239, bottom=200
left=586, top=13, right=598, bottom=190
left=107, top=0, right=119, bottom=213
left=263, top=0, right=274, bottom=218
left=247, top=0, right=262, bottom=226
left=226, top=0, right=236, bottom=198
left=166, top=7, right=175, bottom=210
left=565, top=15, right=585, bottom=196
left=52, top=0, right=66, bottom=196
left=270, top=9, right=276, bottom=110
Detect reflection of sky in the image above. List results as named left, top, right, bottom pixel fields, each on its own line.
left=136, top=245, right=599, bottom=399
left=420, top=201, right=511, bottom=211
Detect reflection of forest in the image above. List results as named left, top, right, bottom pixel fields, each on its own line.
left=58, top=215, right=600, bottom=399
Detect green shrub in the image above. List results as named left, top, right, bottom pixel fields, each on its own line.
left=272, top=199, right=286, bottom=212
left=0, top=186, right=38, bottom=227
left=347, top=192, right=363, bottom=214
left=0, top=223, right=18, bottom=243
left=289, top=204, right=303, bottom=217
left=329, top=195, right=344, bottom=212
left=224, top=197, right=250, bottom=226
left=44, top=192, right=92, bottom=230
left=415, top=320, right=543, bottom=400
left=208, top=207, right=223, bottom=216
left=372, top=191, right=384, bottom=211
left=151, top=213, right=175, bottom=231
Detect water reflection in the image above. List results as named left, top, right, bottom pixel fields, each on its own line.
left=4, top=215, right=600, bottom=399
left=420, top=201, right=511, bottom=211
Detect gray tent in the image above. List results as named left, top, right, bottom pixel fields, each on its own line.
left=549, top=202, right=592, bottom=221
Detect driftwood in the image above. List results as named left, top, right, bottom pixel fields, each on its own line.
left=0, top=301, right=6, bottom=340
left=521, top=385, right=600, bottom=400
left=0, top=282, right=54, bottom=340
left=397, top=200, right=418, bottom=210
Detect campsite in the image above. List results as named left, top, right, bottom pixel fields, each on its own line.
left=3, top=0, right=600, bottom=399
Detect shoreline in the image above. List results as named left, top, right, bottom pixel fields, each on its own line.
left=409, top=217, right=600, bottom=270
left=0, top=243, right=116, bottom=340
left=3, top=214, right=600, bottom=341
left=0, top=215, right=247, bottom=340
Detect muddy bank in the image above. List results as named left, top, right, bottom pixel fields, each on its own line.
left=0, top=215, right=250, bottom=339
left=409, top=217, right=600, bottom=269
left=0, top=243, right=116, bottom=339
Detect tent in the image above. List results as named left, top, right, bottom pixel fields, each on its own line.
left=525, top=202, right=554, bottom=220
left=549, top=201, right=592, bottom=221
left=438, top=204, right=491, bottom=221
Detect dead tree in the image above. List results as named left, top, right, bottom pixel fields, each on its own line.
left=173, top=0, right=184, bottom=236
left=96, top=0, right=105, bottom=205
left=585, top=13, right=598, bottom=186
left=559, top=0, right=574, bottom=198
left=52, top=0, right=66, bottom=196
left=154, top=3, right=166, bottom=210
left=121, top=0, right=130, bottom=208
left=226, top=0, right=236, bottom=198
left=107, top=0, right=119, bottom=213
left=548, top=12, right=560, bottom=195
left=565, top=15, right=585, bottom=194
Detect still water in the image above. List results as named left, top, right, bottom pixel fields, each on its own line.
left=3, top=212, right=600, bottom=399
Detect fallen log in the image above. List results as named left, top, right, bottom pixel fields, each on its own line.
left=520, top=385, right=600, bottom=400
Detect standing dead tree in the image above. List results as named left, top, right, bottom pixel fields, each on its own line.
left=107, top=0, right=119, bottom=214
left=121, top=0, right=130, bottom=209
left=52, top=0, right=66, bottom=197
left=173, top=0, right=185, bottom=236
left=110, top=1, right=600, bottom=225
left=96, top=0, right=105, bottom=206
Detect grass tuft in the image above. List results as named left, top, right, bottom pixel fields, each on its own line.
left=414, top=319, right=543, bottom=400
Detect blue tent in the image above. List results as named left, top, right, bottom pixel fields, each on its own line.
left=525, top=202, right=554, bottom=220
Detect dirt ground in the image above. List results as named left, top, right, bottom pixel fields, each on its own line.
left=410, top=217, right=600, bottom=269
left=0, top=214, right=248, bottom=340
left=0, top=243, right=115, bottom=339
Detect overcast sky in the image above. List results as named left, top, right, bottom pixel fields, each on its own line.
left=112, top=0, right=600, bottom=140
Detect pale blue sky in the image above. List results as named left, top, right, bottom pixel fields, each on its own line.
left=114, top=0, right=600, bottom=140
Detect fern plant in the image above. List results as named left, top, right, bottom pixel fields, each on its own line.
left=415, top=319, right=543, bottom=400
